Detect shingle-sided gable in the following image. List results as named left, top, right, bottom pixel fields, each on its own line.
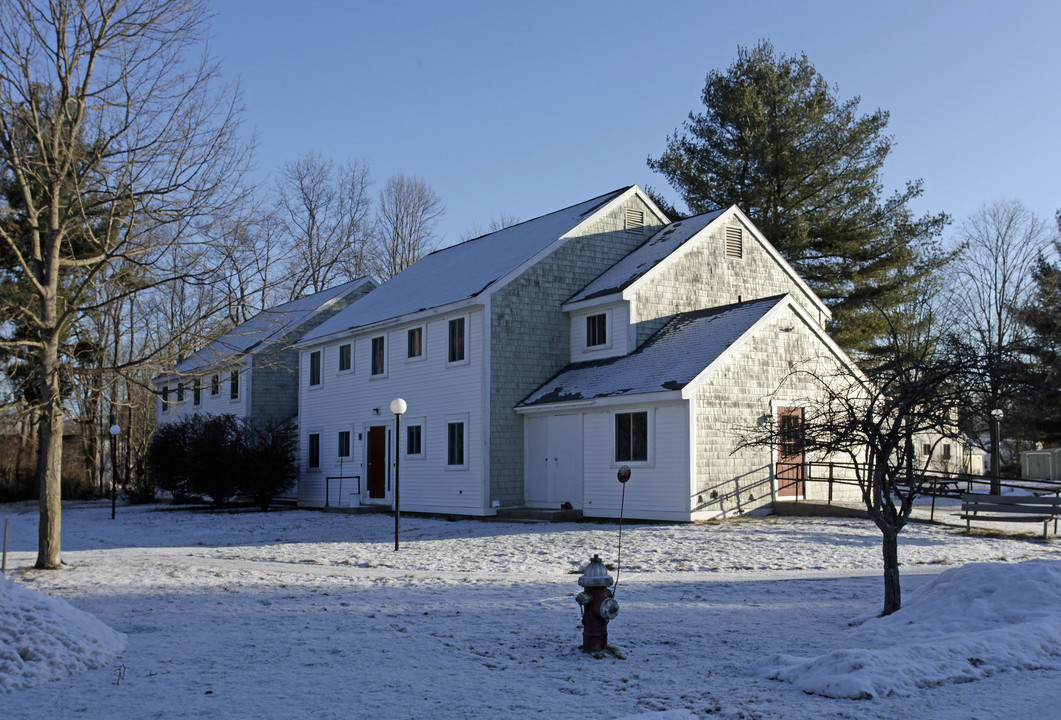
left=302, top=188, right=639, bottom=343
left=519, top=295, right=786, bottom=407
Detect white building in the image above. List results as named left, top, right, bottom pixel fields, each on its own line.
left=294, top=187, right=861, bottom=520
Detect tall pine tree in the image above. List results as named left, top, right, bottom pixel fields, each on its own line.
left=649, top=41, right=949, bottom=351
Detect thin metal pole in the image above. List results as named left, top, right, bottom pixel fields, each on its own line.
left=394, top=413, right=401, bottom=552
left=110, top=411, right=118, bottom=520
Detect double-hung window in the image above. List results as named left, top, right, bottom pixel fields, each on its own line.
left=193, top=378, right=201, bottom=406
left=371, top=336, right=385, bottom=376
left=447, top=420, right=466, bottom=467
left=309, top=350, right=322, bottom=386
left=308, top=433, right=320, bottom=469
left=586, top=313, right=607, bottom=347
left=407, top=327, right=423, bottom=359
left=211, top=375, right=220, bottom=396
left=337, top=430, right=351, bottom=458
left=615, top=411, right=648, bottom=463
left=338, top=344, right=352, bottom=372
left=448, top=318, right=465, bottom=363
left=230, top=370, right=240, bottom=400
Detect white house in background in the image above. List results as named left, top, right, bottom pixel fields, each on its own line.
left=154, top=277, right=377, bottom=426
left=294, top=186, right=861, bottom=520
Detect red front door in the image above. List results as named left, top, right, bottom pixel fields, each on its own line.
left=777, top=407, right=804, bottom=498
left=367, top=426, right=387, bottom=499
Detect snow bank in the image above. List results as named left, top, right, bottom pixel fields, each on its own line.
left=758, top=560, right=1061, bottom=698
left=0, top=574, right=126, bottom=693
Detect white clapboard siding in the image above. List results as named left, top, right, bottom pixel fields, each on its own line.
left=581, top=402, right=691, bottom=520
left=298, top=307, right=485, bottom=512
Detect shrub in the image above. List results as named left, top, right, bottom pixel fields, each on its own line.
left=147, top=414, right=297, bottom=509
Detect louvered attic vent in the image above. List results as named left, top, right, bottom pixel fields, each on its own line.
left=725, top=226, right=743, bottom=258
left=625, top=209, right=644, bottom=233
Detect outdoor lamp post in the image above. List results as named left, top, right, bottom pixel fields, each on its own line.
left=990, top=408, right=1004, bottom=495
left=109, top=418, right=121, bottom=519
left=390, top=397, right=407, bottom=551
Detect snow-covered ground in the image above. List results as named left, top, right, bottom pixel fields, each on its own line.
left=2, top=499, right=1061, bottom=719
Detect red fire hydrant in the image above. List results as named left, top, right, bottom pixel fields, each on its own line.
left=575, top=554, right=619, bottom=652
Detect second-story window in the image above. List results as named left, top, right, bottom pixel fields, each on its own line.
left=193, top=378, right=201, bottom=406
left=309, top=350, right=321, bottom=386
left=211, top=375, right=220, bottom=395
left=586, top=313, right=607, bottom=347
left=448, top=318, right=465, bottom=363
left=407, top=327, right=423, bottom=359
left=177, top=382, right=185, bottom=402
left=371, top=336, right=385, bottom=375
left=230, top=370, right=239, bottom=400
left=338, top=344, right=352, bottom=372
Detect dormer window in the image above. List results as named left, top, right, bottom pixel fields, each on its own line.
left=586, top=313, right=607, bottom=347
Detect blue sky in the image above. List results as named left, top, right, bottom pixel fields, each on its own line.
left=208, top=0, right=1060, bottom=248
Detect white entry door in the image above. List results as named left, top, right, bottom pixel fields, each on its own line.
left=524, top=414, right=583, bottom=509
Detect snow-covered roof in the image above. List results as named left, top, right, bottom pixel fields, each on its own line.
left=176, top=278, right=374, bottom=373
left=519, top=295, right=785, bottom=407
left=301, top=188, right=631, bottom=343
left=566, top=210, right=725, bottom=304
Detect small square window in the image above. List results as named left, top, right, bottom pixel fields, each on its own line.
left=586, top=314, right=607, bottom=347
left=448, top=318, right=465, bottom=363
left=406, top=425, right=423, bottom=456
left=338, top=430, right=351, bottom=458
left=230, top=370, right=239, bottom=400
left=211, top=375, right=220, bottom=395
left=447, top=421, right=465, bottom=466
left=338, top=344, right=352, bottom=372
left=371, top=336, right=385, bottom=376
left=407, top=328, right=423, bottom=359
left=615, top=411, right=648, bottom=462
left=308, top=433, right=320, bottom=469
left=193, top=378, right=201, bottom=406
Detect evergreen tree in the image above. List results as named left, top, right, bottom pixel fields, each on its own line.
left=648, top=41, right=949, bottom=351
left=1016, top=224, right=1061, bottom=442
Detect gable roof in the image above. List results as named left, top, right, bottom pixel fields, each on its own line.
left=564, top=206, right=829, bottom=320
left=175, top=277, right=375, bottom=374
left=518, top=295, right=786, bottom=407
left=300, top=187, right=636, bottom=344
left=566, top=210, right=725, bottom=304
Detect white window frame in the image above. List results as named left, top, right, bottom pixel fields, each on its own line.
left=406, top=325, right=426, bottom=363
left=337, top=429, right=352, bottom=458
left=585, top=311, right=610, bottom=349
left=309, top=350, right=322, bottom=387
left=445, top=413, right=469, bottom=471
left=229, top=369, right=240, bottom=401
left=337, top=343, right=353, bottom=374
left=446, top=315, right=469, bottom=367
left=612, top=408, right=654, bottom=467
left=403, top=416, right=426, bottom=460
left=370, top=335, right=387, bottom=378
left=307, top=432, right=321, bottom=470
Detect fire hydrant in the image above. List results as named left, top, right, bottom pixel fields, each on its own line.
left=575, top=554, right=619, bottom=652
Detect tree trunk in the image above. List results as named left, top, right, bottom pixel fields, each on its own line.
left=881, top=525, right=901, bottom=615
left=35, top=333, right=64, bottom=569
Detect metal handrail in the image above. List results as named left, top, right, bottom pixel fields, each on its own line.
left=324, top=475, right=361, bottom=508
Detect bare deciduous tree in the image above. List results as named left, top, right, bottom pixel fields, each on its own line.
left=459, top=212, right=521, bottom=242
left=0, top=0, right=247, bottom=568
left=948, top=200, right=1054, bottom=462
left=738, top=295, right=976, bottom=615
left=276, top=152, right=373, bottom=297
left=373, top=174, right=444, bottom=279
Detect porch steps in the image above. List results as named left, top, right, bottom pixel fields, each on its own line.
left=492, top=507, right=584, bottom=523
